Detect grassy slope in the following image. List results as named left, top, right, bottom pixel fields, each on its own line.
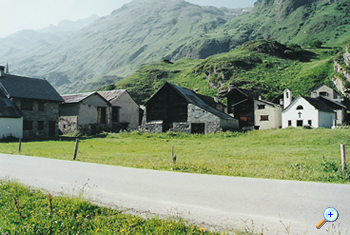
left=0, top=180, right=224, bottom=234
left=115, top=40, right=339, bottom=104
left=1, top=128, right=349, bottom=183
left=220, top=0, right=350, bottom=48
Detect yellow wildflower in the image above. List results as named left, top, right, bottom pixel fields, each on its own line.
left=96, top=228, right=100, bottom=232
left=200, top=227, right=206, bottom=232
left=120, top=229, right=125, bottom=232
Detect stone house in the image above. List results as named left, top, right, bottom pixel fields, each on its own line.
left=310, top=84, right=342, bottom=102
left=226, top=87, right=282, bottom=130
left=98, top=90, right=140, bottom=131
left=142, top=82, right=239, bottom=134
left=0, top=89, right=23, bottom=139
left=254, top=99, right=282, bottom=130
left=59, top=92, right=112, bottom=135
left=0, top=66, right=63, bottom=139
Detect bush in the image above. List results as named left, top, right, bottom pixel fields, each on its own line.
left=308, top=40, right=323, bottom=48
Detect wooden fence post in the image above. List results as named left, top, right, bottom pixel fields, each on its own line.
left=73, top=138, right=80, bottom=160
left=341, top=144, right=347, bottom=172
left=172, top=145, right=176, bottom=164
left=18, top=138, right=22, bottom=153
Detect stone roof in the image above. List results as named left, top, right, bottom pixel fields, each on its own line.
left=98, top=90, right=126, bottom=102
left=165, top=83, right=234, bottom=120
left=0, top=74, right=63, bottom=102
left=61, top=91, right=111, bottom=104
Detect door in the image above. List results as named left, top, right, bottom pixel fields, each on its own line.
left=49, top=121, right=56, bottom=137
left=191, top=123, right=205, bottom=134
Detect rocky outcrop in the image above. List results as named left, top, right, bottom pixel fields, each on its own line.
left=333, top=45, right=350, bottom=97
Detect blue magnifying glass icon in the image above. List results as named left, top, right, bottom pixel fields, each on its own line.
left=316, top=207, right=339, bottom=229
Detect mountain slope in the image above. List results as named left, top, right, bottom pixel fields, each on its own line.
left=218, top=0, right=350, bottom=47
left=115, top=39, right=339, bottom=104
left=2, top=0, right=349, bottom=95
left=1, top=0, right=248, bottom=94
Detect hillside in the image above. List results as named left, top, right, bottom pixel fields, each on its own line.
left=114, top=39, right=340, bottom=104
left=1, top=0, right=349, bottom=95
left=1, top=0, right=247, bottom=94
left=219, top=0, right=350, bottom=47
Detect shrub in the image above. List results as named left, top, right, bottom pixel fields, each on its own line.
left=308, top=40, right=323, bottom=48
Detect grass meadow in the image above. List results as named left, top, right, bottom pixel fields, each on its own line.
left=1, top=128, right=349, bottom=234
left=0, top=128, right=350, bottom=183
left=0, top=180, right=230, bottom=235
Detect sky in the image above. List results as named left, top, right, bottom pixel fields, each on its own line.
left=0, top=0, right=256, bottom=38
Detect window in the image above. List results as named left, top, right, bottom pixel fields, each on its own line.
left=112, top=107, right=120, bottom=122
left=296, top=105, right=304, bottom=110
left=297, top=120, right=303, bottom=127
left=97, top=107, right=107, bottom=124
left=257, top=105, right=265, bottom=110
left=260, top=115, right=269, bottom=121
left=38, top=121, right=44, bottom=131
left=286, top=92, right=289, bottom=98
left=319, top=91, right=329, bottom=97
left=38, top=103, right=44, bottom=111
left=308, top=120, right=312, bottom=126
left=21, top=101, right=33, bottom=110
left=288, top=120, right=292, bottom=126
left=23, top=121, right=33, bottom=130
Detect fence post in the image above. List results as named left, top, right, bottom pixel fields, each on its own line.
left=341, top=144, right=347, bottom=172
left=18, top=138, right=22, bottom=153
left=172, top=145, right=176, bottom=164
left=73, top=138, right=80, bottom=160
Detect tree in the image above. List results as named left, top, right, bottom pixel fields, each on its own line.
left=308, top=40, right=323, bottom=48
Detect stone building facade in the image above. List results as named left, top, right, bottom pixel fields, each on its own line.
left=59, top=92, right=113, bottom=135
left=0, top=66, right=63, bottom=140
left=142, top=82, right=239, bottom=134
left=98, top=90, right=140, bottom=131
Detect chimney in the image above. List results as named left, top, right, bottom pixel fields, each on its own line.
left=214, top=97, right=219, bottom=103
left=259, top=96, right=262, bottom=100
left=0, top=66, right=5, bottom=78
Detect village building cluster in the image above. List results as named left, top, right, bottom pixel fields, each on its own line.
left=0, top=65, right=349, bottom=140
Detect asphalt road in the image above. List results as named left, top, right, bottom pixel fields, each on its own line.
left=0, top=153, right=349, bottom=234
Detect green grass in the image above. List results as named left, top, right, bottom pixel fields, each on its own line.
left=1, top=128, right=350, bottom=183
left=115, top=39, right=343, bottom=104
left=0, top=180, right=231, bottom=234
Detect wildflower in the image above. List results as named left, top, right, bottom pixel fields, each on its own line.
left=96, top=228, right=100, bottom=232
left=120, top=229, right=125, bottom=232
left=72, top=227, right=75, bottom=230
left=169, top=224, right=173, bottom=227
left=200, top=227, right=206, bottom=232
left=76, top=215, right=82, bottom=219
left=132, top=218, right=136, bottom=221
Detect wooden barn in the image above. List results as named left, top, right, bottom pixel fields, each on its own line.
left=142, top=82, right=239, bottom=134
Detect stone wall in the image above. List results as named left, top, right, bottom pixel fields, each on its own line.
left=187, top=104, right=221, bottom=134
left=111, top=92, right=139, bottom=131
left=143, top=121, right=163, bottom=133
left=14, top=98, right=60, bottom=139
left=142, top=103, right=238, bottom=134
left=59, top=116, right=78, bottom=134
left=173, top=122, right=191, bottom=133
